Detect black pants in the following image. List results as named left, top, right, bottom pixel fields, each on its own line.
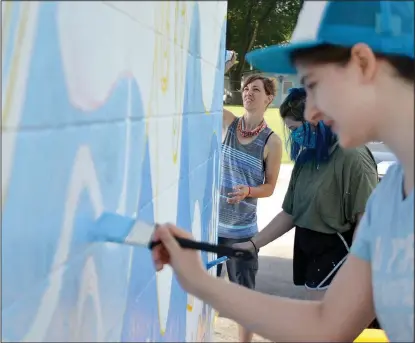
left=293, top=226, right=354, bottom=289
left=216, top=236, right=258, bottom=290
left=293, top=227, right=381, bottom=329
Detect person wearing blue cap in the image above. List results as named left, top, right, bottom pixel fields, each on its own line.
left=151, top=1, right=414, bottom=342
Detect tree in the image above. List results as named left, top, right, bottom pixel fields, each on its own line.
left=226, top=0, right=303, bottom=90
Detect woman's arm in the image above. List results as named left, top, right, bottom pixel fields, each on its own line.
left=232, top=210, right=294, bottom=252
left=251, top=210, right=294, bottom=249
left=223, top=51, right=238, bottom=134
left=223, top=108, right=236, bottom=133
left=195, top=254, right=375, bottom=342
left=248, top=133, right=282, bottom=198
left=228, top=134, right=283, bottom=203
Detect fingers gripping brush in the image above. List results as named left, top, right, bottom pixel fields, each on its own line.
left=91, top=212, right=254, bottom=261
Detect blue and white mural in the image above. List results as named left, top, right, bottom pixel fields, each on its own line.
left=2, top=1, right=227, bottom=341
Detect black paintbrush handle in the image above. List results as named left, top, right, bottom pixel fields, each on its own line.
left=149, top=237, right=254, bottom=260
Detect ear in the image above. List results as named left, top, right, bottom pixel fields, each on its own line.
left=267, top=95, right=274, bottom=106
left=350, top=43, right=378, bottom=83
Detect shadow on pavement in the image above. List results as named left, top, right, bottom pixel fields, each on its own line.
left=256, top=255, right=309, bottom=300
left=214, top=255, right=309, bottom=343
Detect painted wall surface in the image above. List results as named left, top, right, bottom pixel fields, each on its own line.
left=2, top=1, right=227, bottom=341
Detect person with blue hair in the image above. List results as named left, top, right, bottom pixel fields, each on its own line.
left=233, top=87, right=378, bottom=301
left=151, top=1, right=414, bottom=341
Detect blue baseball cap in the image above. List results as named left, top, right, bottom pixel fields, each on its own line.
left=246, top=1, right=414, bottom=75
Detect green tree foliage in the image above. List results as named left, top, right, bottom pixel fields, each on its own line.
left=226, top=0, right=303, bottom=89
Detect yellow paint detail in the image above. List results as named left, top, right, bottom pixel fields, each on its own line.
left=213, top=311, right=219, bottom=326
left=187, top=294, right=194, bottom=312
left=2, top=2, right=13, bottom=57
left=160, top=77, right=168, bottom=92
left=2, top=3, right=30, bottom=211
left=171, top=1, right=188, bottom=164
left=148, top=4, right=224, bottom=335
left=2, top=3, right=30, bottom=126
left=145, top=1, right=172, bottom=218
left=151, top=5, right=172, bottom=336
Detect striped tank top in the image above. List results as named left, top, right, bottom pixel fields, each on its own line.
left=218, top=117, right=273, bottom=239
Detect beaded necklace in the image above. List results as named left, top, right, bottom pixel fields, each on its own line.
left=237, top=116, right=267, bottom=138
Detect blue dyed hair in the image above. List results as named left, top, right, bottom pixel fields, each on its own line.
left=280, top=87, right=337, bottom=164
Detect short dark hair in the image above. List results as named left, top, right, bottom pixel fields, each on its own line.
left=290, top=44, right=414, bottom=83
left=279, top=87, right=306, bottom=122
left=242, top=75, right=277, bottom=97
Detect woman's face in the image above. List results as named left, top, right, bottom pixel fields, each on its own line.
left=242, top=79, right=272, bottom=112
left=295, top=44, right=381, bottom=148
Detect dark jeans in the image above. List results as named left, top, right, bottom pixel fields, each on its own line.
left=216, top=236, right=258, bottom=289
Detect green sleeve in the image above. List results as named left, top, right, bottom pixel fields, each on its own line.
left=344, top=148, right=378, bottom=223
left=282, top=165, right=297, bottom=215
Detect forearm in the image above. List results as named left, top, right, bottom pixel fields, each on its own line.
left=252, top=211, right=294, bottom=249
left=195, top=275, right=328, bottom=342
left=248, top=183, right=274, bottom=198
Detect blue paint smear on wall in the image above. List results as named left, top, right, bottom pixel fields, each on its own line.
left=2, top=1, right=226, bottom=341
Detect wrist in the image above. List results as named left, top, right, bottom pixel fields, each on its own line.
left=251, top=236, right=259, bottom=249
left=224, top=63, right=233, bottom=74
left=246, top=186, right=252, bottom=198
left=249, top=238, right=258, bottom=252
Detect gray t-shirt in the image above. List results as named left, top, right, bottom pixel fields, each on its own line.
left=351, top=163, right=414, bottom=342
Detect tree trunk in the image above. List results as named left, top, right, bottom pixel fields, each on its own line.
left=228, top=0, right=278, bottom=90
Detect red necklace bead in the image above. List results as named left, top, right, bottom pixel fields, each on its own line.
left=237, top=117, right=267, bottom=138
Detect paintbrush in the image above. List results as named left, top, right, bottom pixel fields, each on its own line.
left=91, top=212, right=254, bottom=260
left=206, top=256, right=229, bottom=270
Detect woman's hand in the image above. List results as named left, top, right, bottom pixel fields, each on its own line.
left=151, top=223, right=210, bottom=293
left=232, top=240, right=257, bottom=254
left=227, top=185, right=250, bottom=204
left=225, top=51, right=238, bottom=73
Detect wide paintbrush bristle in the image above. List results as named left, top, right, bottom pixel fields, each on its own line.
left=92, top=212, right=156, bottom=247
left=125, top=220, right=156, bottom=247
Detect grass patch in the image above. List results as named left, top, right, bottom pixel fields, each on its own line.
left=224, top=105, right=291, bottom=164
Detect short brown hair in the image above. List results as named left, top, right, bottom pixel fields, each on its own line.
left=290, top=44, right=414, bottom=83
left=242, top=75, right=277, bottom=96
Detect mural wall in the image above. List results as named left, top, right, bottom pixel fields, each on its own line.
left=2, top=1, right=227, bottom=341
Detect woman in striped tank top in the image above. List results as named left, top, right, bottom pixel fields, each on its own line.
left=216, top=66, right=283, bottom=342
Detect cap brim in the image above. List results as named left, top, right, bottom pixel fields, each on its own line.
left=246, top=41, right=322, bottom=75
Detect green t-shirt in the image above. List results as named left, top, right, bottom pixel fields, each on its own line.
left=282, top=144, right=378, bottom=234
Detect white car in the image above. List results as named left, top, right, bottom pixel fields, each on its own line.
left=366, top=141, right=397, bottom=180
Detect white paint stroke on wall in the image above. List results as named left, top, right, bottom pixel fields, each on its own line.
left=186, top=200, right=204, bottom=342
left=2, top=2, right=40, bottom=203
left=22, top=146, right=104, bottom=342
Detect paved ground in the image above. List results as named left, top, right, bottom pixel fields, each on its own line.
left=213, top=164, right=311, bottom=342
